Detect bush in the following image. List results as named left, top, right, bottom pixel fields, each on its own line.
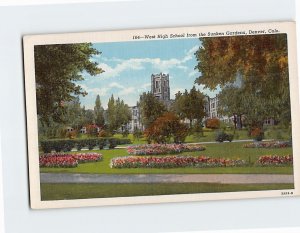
left=40, top=138, right=132, bottom=152
left=86, top=139, right=98, bottom=150
left=206, top=118, right=220, bottom=129
left=133, top=128, right=143, bottom=140
left=144, top=112, right=188, bottom=144
left=98, top=138, right=106, bottom=149
left=108, top=138, right=117, bottom=149
left=40, top=141, right=53, bottom=153
left=215, top=131, right=233, bottom=142
left=251, top=128, right=264, bottom=141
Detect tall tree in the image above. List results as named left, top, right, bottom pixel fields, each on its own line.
left=34, top=43, right=103, bottom=124
left=172, top=86, right=206, bottom=128
left=94, top=95, right=105, bottom=127
left=194, top=34, right=288, bottom=96
left=217, top=86, right=244, bottom=129
left=139, top=92, right=166, bottom=128
left=107, top=95, right=116, bottom=133
left=194, top=34, right=290, bottom=127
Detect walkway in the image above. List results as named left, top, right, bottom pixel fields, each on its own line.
left=40, top=173, right=294, bottom=184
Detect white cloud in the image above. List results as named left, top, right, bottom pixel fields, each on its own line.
left=119, top=87, right=135, bottom=96
left=95, top=45, right=199, bottom=79
left=109, top=82, right=124, bottom=89
left=182, top=45, right=199, bottom=63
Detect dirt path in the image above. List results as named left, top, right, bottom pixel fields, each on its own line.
left=40, top=173, right=294, bottom=184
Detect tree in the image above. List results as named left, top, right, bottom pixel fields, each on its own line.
left=139, top=92, right=166, bottom=128
left=195, top=34, right=291, bottom=128
left=34, top=43, right=103, bottom=124
left=94, top=95, right=105, bottom=127
left=107, top=95, right=116, bottom=133
left=172, top=86, right=206, bottom=128
left=106, top=95, right=132, bottom=133
left=194, top=34, right=288, bottom=95
left=217, top=86, right=244, bottom=129
left=144, top=112, right=188, bottom=144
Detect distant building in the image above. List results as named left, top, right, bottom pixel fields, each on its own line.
left=151, top=73, right=173, bottom=108
left=127, top=106, right=144, bottom=133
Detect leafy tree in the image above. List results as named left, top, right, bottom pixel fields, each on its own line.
left=172, top=86, right=206, bottom=128
left=107, top=95, right=117, bottom=133
left=34, top=43, right=103, bottom=124
left=107, top=95, right=132, bottom=133
left=83, top=109, right=95, bottom=126
left=144, top=112, right=188, bottom=144
left=94, top=95, right=105, bottom=127
left=115, top=98, right=132, bottom=132
left=194, top=34, right=288, bottom=95
left=139, top=92, right=166, bottom=128
left=195, top=34, right=291, bottom=128
left=217, top=86, right=244, bottom=129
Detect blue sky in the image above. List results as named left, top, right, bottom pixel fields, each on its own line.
left=76, top=38, right=220, bottom=109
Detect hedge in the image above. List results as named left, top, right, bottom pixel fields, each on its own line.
left=40, top=138, right=132, bottom=153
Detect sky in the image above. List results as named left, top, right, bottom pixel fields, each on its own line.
left=76, top=38, right=221, bottom=109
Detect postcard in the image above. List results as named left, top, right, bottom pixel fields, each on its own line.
left=23, top=21, right=299, bottom=209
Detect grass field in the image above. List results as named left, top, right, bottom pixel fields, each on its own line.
left=40, top=141, right=293, bottom=174
left=40, top=183, right=294, bottom=200
left=108, top=127, right=291, bottom=144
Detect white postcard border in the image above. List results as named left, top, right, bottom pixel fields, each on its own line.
left=23, top=21, right=300, bottom=209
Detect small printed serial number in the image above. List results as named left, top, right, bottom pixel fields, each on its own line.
left=281, top=191, right=294, bottom=196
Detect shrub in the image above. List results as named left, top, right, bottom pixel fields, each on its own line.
left=40, top=138, right=132, bottom=152
left=144, top=112, right=188, bottom=144
left=76, top=141, right=86, bottom=151
left=133, top=128, right=143, bottom=140
left=251, top=128, right=264, bottom=141
left=215, top=131, right=233, bottom=142
left=108, top=138, right=117, bottom=149
left=206, top=118, right=220, bottom=129
left=40, top=141, right=53, bottom=153
left=98, top=138, right=106, bottom=149
left=98, top=129, right=111, bottom=138
left=86, top=139, right=98, bottom=150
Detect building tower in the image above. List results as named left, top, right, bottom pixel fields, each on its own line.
left=151, top=73, right=170, bottom=103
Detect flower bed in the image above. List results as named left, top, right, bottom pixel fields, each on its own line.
left=110, top=155, right=246, bottom=168
left=256, top=155, right=293, bottom=166
left=127, top=144, right=206, bottom=155
left=39, top=153, right=102, bottom=168
left=243, top=141, right=292, bottom=149
left=72, top=153, right=102, bottom=163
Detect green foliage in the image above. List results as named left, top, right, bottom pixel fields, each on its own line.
left=139, top=92, right=166, bottom=128
left=133, top=127, right=143, bottom=140
left=172, top=86, right=206, bottom=127
left=94, top=95, right=105, bottom=127
left=215, top=131, right=233, bottom=142
left=108, top=138, right=117, bottom=149
left=195, top=35, right=291, bottom=128
left=107, top=95, right=132, bottom=134
left=40, top=138, right=132, bottom=153
left=34, top=43, right=103, bottom=124
left=144, top=112, right=188, bottom=144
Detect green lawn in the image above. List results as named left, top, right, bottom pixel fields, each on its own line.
left=40, top=142, right=293, bottom=174
left=40, top=183, right=294, bottom=200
